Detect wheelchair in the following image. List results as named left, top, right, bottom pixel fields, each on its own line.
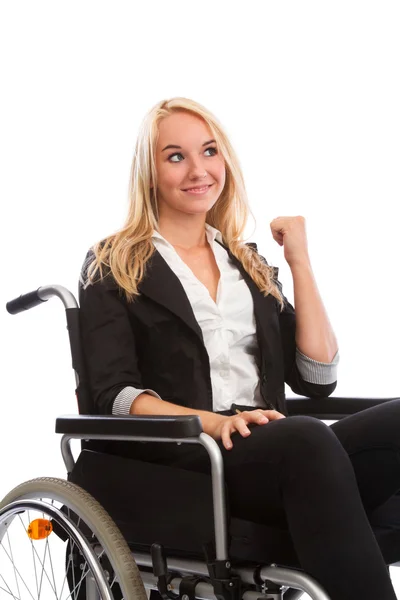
left=2, top=284, right=400, bottom=600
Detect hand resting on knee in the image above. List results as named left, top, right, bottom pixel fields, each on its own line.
left=131, top=393, right=285, bottom=451
left=215, top=409, right=286, bottom=450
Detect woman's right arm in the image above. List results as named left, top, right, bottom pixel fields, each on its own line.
left=132, top=393, right=284, bottom=450
left=131, top=391, right=226, bottom=437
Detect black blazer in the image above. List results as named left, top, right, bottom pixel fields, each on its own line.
left=79, top=240, right=336, bottom=418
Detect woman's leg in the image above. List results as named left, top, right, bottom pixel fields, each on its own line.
left=165, top=414, right=397, bottom=600
left=330, top=398, right=400, bottom=512
left=329, top=398, right=400, bottom=564
left=143, top=416, right=396, bottom=600
left=225, top=416, right=398, bottom=599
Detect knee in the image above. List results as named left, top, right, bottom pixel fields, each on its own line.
left=281, top=415, right=345, bottom=458
left=346, top=398, right=400, bottom=443
left=372, top=398, right=400, bottom=424
left=284, top=414, right=330, bottom=438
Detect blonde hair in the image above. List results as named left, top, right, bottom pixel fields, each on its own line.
left=86, top=97, right=285, bottom=311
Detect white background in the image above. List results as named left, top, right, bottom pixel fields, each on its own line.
left=1, top=1, right=399, bottom=595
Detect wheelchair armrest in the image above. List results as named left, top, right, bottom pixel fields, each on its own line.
left=286, top=395, right=400, bottom=419
left=55, top=414, right=203, bottom=438
left=56, top=414, right=230, bottom=560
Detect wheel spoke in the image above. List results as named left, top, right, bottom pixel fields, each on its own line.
left=0, top=573, right=21, bottom=599
left=27, top=532, right=59, bottom=597
left=45, top=536, right=59, bottom=598
left=36, top=536, right=61, bottom=599
left=37, top=537, right=47, bottom=599
left=70, top=538, right=78, bottom=600
left=0, top=543, right=36, bottom=600
left=64, top=562, right=90, bottom=600
left=59, top=546, right=73, bottom=599
left=6, top=525, right=21, bottom=599
left=18, top=513, right=40, bottom=598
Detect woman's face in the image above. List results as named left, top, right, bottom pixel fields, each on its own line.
left=154, top=111, right=226, bottom=218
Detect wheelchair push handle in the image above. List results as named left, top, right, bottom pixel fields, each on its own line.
left=6, top=285, right=78, bottom=314
left=6, top=289, right=47, bottom=315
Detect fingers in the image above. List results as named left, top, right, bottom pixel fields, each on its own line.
left=221, top=411, right=268, bottom=450
left=221, top=410, right=285, bottom=450
left=261, top=410, right=286, bottom=420
left=237, top=409, right=285, bottom=425
left=239, top=410, right=270, bottom=425
left=220, top=415, right=252, bottom=451
left=220, top=424, right=234, bottom=451
left=253, top=411, right=270, bottom=425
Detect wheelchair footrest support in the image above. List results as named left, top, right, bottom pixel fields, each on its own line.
left=254, top=565, right=284, bottom=600
left=179, top=576, right=207, bottom=600
left=207, top=560, right=241, bottom=600
left=151, top=543, right=177, bottom=600
left=151, top=542, right=244, bottom=600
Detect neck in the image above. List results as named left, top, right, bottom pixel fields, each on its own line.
left=157, top=217, right=208, bottom=251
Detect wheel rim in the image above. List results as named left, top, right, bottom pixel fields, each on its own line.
left=0, top=498, right=119, bottom=600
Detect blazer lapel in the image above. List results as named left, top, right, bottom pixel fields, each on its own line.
left=138, top=248, right=204, bottom=342
left=221, top=242, right=278, bottom=372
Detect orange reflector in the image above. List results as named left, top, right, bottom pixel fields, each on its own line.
left=27, top=519, right=53, bottom=540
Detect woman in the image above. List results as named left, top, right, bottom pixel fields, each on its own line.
left=79, top=97, right=400, bottom=600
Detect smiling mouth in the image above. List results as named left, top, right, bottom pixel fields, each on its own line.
left=183, top=184, right=213, bottom=193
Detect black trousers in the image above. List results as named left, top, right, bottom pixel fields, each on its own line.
left=146, top=399, right=400, bottom=600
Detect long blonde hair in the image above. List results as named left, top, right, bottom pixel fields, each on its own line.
left=85, top=97, right=285, bottom=311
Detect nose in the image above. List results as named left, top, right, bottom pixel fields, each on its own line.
left=187, top=156, right=207, bottom=180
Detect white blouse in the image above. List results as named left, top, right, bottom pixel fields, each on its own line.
left=113, top=223, right=339, bottom=415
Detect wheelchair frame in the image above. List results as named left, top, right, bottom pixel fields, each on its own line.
left=4, top=284, right=400, bottom=600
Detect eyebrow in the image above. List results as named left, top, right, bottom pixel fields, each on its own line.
left=161, top=139, right=216, bottom=152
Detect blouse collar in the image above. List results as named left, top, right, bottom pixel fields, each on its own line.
left=152, top=222, right=224, bottom=246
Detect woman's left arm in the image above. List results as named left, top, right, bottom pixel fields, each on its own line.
left=270, top=215, right=338, bottom=363
left=290, top=259, right=338, bottom=362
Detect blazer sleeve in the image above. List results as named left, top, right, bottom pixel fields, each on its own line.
left=78, top=253, right=145, bottom=414
left=273, top=271, right=337, bottom=398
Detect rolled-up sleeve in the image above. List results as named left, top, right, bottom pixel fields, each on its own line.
left=113, top=386, right=162, bottom=415
left=295, top=348, right=339, bottom=385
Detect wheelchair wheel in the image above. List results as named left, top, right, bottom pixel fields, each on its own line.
left=0, top=477, right=148, bottom=600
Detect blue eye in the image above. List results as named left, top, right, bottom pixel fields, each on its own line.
left=168, top=152, right=183, bottom=163
left=168, top=147, right=218, bottom=163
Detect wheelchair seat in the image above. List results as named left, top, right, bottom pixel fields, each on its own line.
left=68, top=448, right=301, bottom=567
left=68, top=445, right=400, bottom=571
